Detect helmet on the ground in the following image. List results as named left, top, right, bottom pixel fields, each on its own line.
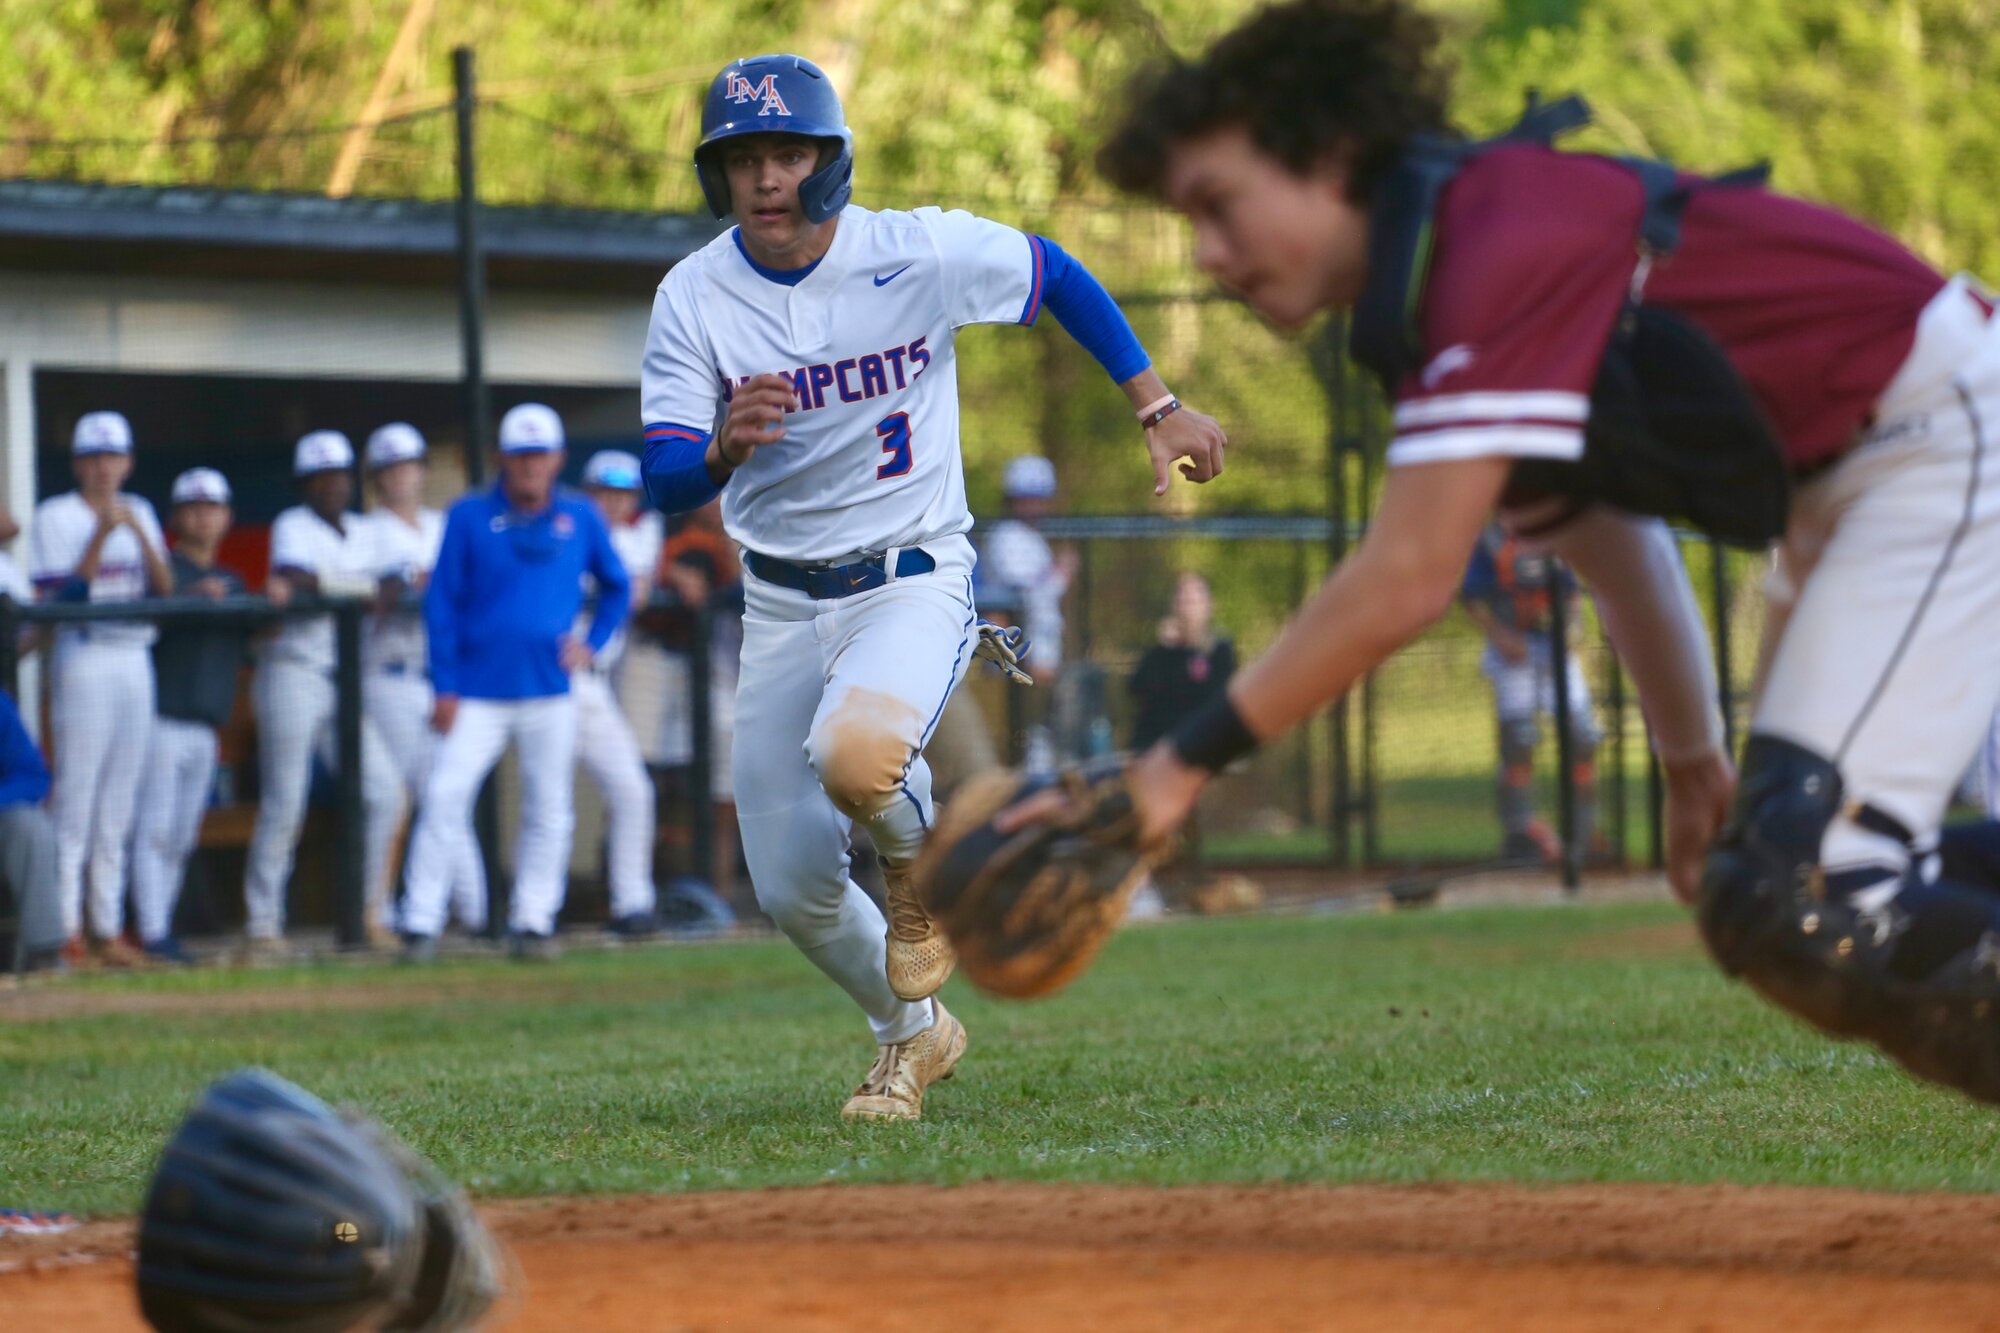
left=137, top=1068, right=427, bottom=1332
left=694, top=53, right=852, bottom=223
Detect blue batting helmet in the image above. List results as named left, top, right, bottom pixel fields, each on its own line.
left=694, top=54, right=853, bottom=224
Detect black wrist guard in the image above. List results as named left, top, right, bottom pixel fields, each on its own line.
left=1170, top=695, right=1259, bottom=773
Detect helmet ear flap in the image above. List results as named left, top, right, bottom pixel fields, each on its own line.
left=695, top=147, right=731, bottom=219
left=797, top=134, right=854, bottom=224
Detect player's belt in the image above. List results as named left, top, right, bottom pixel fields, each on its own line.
left=744, top=547, right=936, bottom=599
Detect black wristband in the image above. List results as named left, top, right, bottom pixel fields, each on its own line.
left=1169, top=694, right=1259, bottom=773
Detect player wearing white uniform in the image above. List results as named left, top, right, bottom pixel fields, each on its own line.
left=641, top=55, right=1227, bottom=1120
left=358, top=424, right=487, bottom=934
left=398, top=404, right=631, bottom=963
left=246, top=431, right=406, bottom=956
left=576, top=449, right=664, bottom=936
left=29, top=411, right=172, bottom=964
left=983, top=455, right=1078, bottom=773
left=982, top=456, right=1072, bottom=679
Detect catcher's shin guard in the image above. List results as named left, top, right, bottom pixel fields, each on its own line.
left=1699, top=734, right=2000, bottom=1104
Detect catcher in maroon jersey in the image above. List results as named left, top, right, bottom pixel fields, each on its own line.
left=932, top=0, right=2000, bottom=1104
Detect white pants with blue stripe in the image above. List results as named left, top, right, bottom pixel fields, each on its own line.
left=733, top=534, right=975, bottom=1046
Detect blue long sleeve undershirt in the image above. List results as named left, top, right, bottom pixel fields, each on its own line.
left=642, top=428, right=725, bottom=517
left=1030, top=235, right=1152, bottom=385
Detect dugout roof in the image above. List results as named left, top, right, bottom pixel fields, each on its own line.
left=0, top=179, right=722, bottom=291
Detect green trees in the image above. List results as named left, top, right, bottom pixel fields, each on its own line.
left=3, top=1, right=1993, bottom=511
left=8, top=2, right=1991, bottom=270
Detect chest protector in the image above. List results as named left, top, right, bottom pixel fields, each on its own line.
left=1349, top=97, right=1789, bottom=549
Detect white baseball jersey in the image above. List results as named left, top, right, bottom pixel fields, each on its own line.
left=357, top=507, right=445, bottom=674
left=643, top=204, right=1045, bottom=562
left=983, top=517, right=1068, bottom=673
left=28, top=491, right=166, bottom=647
left=578, top=511, right=662, bottom=669
left=263, top=506, right=379, bottom=671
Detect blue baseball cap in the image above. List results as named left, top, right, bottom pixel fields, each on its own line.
left=583, top=449, right=643, bottom=491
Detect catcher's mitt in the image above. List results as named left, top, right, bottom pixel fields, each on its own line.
left=914, top=759, right=1164, bottom=999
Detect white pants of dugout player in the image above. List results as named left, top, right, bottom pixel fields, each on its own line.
left=244, top=657, right=405, bottom=939
left=400, top=695, right=577, bottom=937
left=1759, top=277, right=2000, bottom=882
left=367, top=669, right=487, bottom=931
left=734, top=536, right=976, bottom=1046
left=572, top=669, right=657, bottom=920
left=130, top=717, right=217, bottom=943
left=49, top=637, right=154, bottom=939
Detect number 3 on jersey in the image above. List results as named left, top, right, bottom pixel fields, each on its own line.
left=875, top=412, right=913, bottom=479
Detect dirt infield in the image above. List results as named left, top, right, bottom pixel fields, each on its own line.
left=9, top=1181, right=2000, bottom=1330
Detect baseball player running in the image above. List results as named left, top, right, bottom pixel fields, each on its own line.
left=29, top=410, right=172, bottom=964
left=1086, top=0, right=2000, bottom=1105
left=247, top=431, right=406, bottom=957
left=641, top=54, right=1226, bottom=1120
left=1460, top=522, right=1601, bottom=863
left=398, top=404, right=630, bottom=962
left=358, top=423, right=487, bottom=934
left=576, top=449, right=664, bottom=936
left=130, top=468, right=252, bottom=963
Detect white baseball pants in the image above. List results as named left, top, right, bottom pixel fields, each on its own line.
left=573, top=670, right=657, bottom=919
left=244, top=658, right=405, bottom=938
left=1480, top=636, right=1599, bottom=735
left=49, top=638, right=154, bottom=939
left=1756, top=277, right=2000, bottom=877
left=400, top=694, right=577, bottom=937
left=734, top=538, right=975, bottom=1046
left=130, top=716, right=217, bottom=943
left=367, top=669, right=487, bottom=930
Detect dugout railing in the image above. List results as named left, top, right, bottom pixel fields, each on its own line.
left=0, top=587, right=729, bottom=951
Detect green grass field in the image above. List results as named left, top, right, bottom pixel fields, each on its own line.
left=7, top=901, right=2000, bottom=1218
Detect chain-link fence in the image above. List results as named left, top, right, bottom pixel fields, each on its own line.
left=966, top=513, right=1778, bottom=883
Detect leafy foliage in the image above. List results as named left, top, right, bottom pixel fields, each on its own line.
left=1, top=1, right=1992, bottom=516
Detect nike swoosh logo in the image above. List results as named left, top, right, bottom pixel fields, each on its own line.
left=873, top=264, right=913, bottom=287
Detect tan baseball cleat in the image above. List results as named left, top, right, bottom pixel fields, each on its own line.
left=884, top=859, right=955, bottom=1000
left=840, top=1000, right=967, bottom=1122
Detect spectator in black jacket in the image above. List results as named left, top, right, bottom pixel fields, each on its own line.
left=1128, top=572, right=1236, bottom=751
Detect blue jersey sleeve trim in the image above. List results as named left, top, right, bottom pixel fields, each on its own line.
left=1018, top=234, right=1048, bottom=326
left=732, top=228, right=821, bottom=286
left=1034, top=236, right=1151, bottom=385
left=643, top=424, right=727, bottom=515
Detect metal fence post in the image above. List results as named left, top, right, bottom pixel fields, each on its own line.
left=689, top=594, right=716, bottom=888
left=0, top=598, right=17, bottom=698
left=1605, top=646, right=1627, bottom=866
left=1709, top=537, right=1735, bottom=755
left=333, top=601, right=367, bottom=949
left=1547, top=560, right=1581, bottom=893
left=1322, top=317, right=1353, bottom=869
left=1357, top=439, right=1380, bottom=866
left=1647, top=743, right=1665, bottom=870
left=453, top=45, right=490, bottom=490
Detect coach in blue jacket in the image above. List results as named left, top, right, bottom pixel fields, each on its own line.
left=1, top=689, right=64, bottom=972
left=398, top=403, right=630, bottom=962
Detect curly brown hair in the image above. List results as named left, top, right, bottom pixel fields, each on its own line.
left=1098, top=0, right=1452, bottom=203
